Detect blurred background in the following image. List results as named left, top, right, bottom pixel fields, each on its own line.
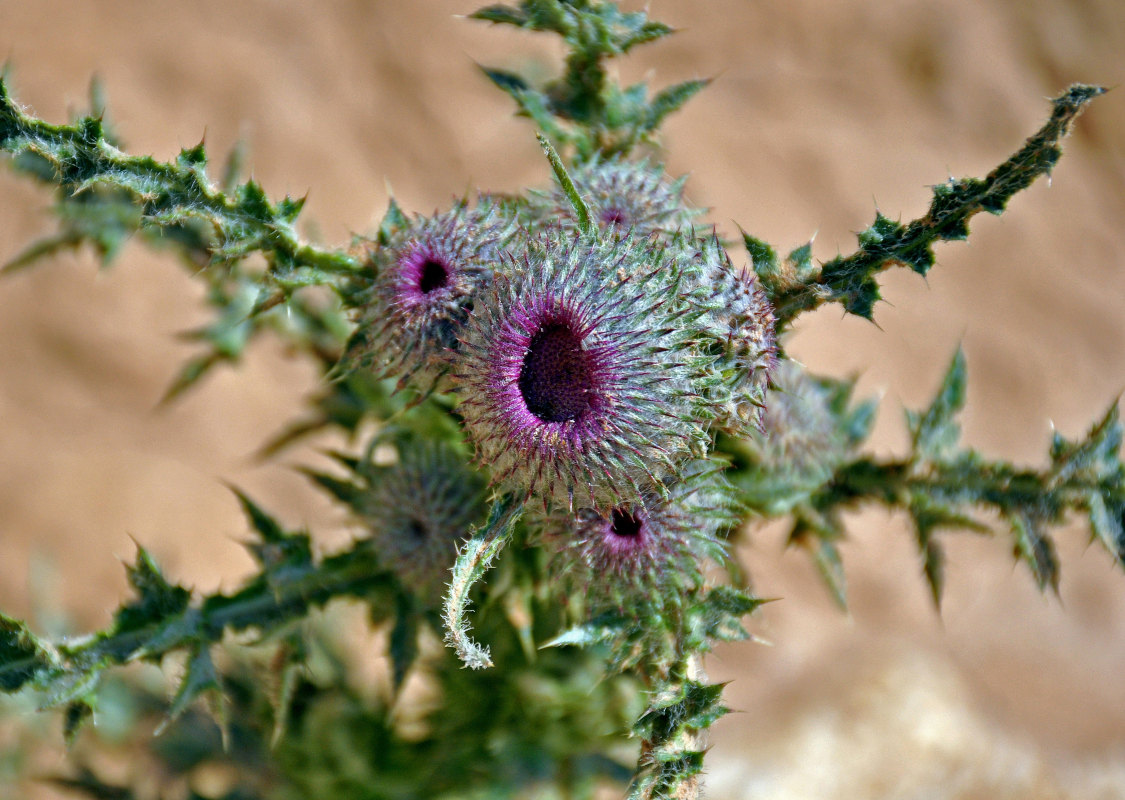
left=0, top=1, right=1123, bottom=797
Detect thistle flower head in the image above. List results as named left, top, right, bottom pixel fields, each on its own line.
left=343, top=196, right=516, bottom=392
left=454, top=230, right=711, bottom=510
left=311, top=440, right=488, bottom=597
left=530, top=157, right=699, bottom=238
left=538, top=462, right=733, bottom=618
left=679, top=235, right=777, bottom=436
left=753, top=358, right=851, bottom=476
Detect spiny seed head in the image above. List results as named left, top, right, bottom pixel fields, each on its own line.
left=314, top=441, right=488, bottom=598
left=677, top=234, right=777, bottom=436
left=343, top=196, right=517, bottom=393
left=530, top=157, right=700, bottom=238
left=453, top=230, right=711, bottom=511
left=537, top=461, right=733, bottom=618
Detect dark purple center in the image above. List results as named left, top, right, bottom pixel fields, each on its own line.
left=609, top=508, right=643, bottom=539
left=406, top=518, right=429, bottom=542
left=417, top=258, right=450, bottom=294
left=600, top=206, right=630, bottom=228
left=518, top=322, right=594, bottom=423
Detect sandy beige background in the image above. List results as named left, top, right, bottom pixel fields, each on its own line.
left=1, top=1, right=1123, bottom=798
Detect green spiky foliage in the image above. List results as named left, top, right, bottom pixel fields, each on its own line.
left=0, top=2, right=1118, bottom=799
left=745, top=84, right=1106, bottom=330
left=472, top=1, right=710, bottom=159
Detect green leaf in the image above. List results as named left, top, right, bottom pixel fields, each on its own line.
left=542, top=612, right=631, bottom=649
left=1050, top=402, right=1122, bottom=483
left=910, top=347, right=967, bottom=461
left=0, top=614, right=54, bottom=692
left=158, top=645, right=222, bottom=735
left=389, top=593, right=419, bottom=694
left=641, top=79, right=710, bottom=134
left=786, top=240, right=817, bottom=282
left=789, top=510, right=848, bottom=609
left=537, top=132, right=592, bottom=237
left=112, top=546, right=191, bottom=639
left=688, top=586, right=768, bottom=645
left=1011, top=512, right=1060, bottom=593
left=811, top=537, right=847, bottom=610
left=470, top=5, right=529, bottom=26
left=1089, top=492, right=1125, bottom=567
left=63, top=701, right=94, bottom=745
left=480, top=67, right=531, bottom=96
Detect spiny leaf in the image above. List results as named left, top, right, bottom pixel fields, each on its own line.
left=1088, top=492, right=1125, bottom=567
left=786, top=240, right=817, bottom=283
left=766, top=84, right=1105, bottom=327
left=480, top=67, right=530, bottom=96
left=1011, top=512, right=1060, bottom=593
left=0, top=614, right=54, bottom=692
left=63, top=700, right=95, bottom=745
left=473, top=0, right=698, bottom=157
left=1050, top=402, right=1122, bottom=482
left=789, top=511, right=847, bottom=609
left=687, top=585, right=768, bottom=646
left=469, top=5, right=529, bottom=27
left=112, top=546, right=191, bottom=637
left=910, top=347, right=967, bottom=461
left=158, top=645, right=222, bottom=735
left=811, top=537, right=847, bottom=610
left=542, top=612, right=631, bottom=650
left=641, top=78, right=710, bottom=134
left=640, top=680, right=728, bottom=739
left=0, top=75, right=358, bottom=299
left=389, top=593, right=419, bottom=694
left=742, top=231, right=780, bottom=279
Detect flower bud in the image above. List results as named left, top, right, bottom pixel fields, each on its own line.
left=344, top=196, right=517, bottom=393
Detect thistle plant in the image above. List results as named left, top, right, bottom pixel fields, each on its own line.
left=0, top=3, right=1121, bottom=799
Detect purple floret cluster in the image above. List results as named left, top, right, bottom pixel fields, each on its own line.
left=347, top=158, right=776, bottom=613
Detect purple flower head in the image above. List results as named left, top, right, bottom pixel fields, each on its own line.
left=312, top=440, right=487, bottom=599
left=344, top=196, right=516, bottom=392
left=538, top=461, right=733, bottom=616
left=454, top=232, right=710, bottom=510
left=530, top=157, right=700, bottom=239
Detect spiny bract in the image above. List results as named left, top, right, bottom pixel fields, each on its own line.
left=528, top=157, right=700, bottom=238
left=679, top=234, right=777, bottom=436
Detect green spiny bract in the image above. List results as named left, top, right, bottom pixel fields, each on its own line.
left=310, top=440, right=488, bottom=598
left=453, top=228, right=714, bottom=512
left=342, top=195, right=519, bottom=394
left=677, top=234, right=777, bottom=438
